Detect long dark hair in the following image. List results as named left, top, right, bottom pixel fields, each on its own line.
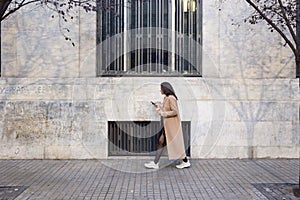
left=161, top=82, right=178, bottom=100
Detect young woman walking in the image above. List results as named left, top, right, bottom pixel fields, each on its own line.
left=144, top=82, right=190, bottom=169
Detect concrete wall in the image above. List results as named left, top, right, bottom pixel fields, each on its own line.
left=0, top=1, right=299, bottom=159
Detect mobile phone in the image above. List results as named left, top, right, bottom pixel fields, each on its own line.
left=151, top=101, right=156, bottom=105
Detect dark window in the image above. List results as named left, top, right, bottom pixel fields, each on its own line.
left=97, top=0, right=202, bottom=77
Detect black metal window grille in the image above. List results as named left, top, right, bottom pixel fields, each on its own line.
left=108, top=121, right=191, bottom=156
left=97, top=0, right=202, bottom=77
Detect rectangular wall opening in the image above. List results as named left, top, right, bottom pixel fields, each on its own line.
left=108, top=121, right=191, bottom=156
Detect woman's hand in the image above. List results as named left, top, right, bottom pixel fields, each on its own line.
left=156, top=108, right=161, bottom=115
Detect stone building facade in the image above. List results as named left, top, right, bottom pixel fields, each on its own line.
left=0, top=0, right=299, bottom=159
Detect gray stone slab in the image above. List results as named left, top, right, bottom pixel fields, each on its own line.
left=0, top=159, right=298, bottom=199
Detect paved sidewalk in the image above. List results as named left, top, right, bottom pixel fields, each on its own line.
left=0, top=159, right=299, bottom=200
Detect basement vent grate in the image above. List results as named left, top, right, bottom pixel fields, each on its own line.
left=252, top=183, right=299, bottom=199
left=0, top=186, right=28, bottom=200
left=108, top=121, right=190, bottom=156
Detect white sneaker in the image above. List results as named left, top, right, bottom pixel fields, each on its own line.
left=144, top=161, right=159, bottom=169
left=176, top=160, right=191, bottom=169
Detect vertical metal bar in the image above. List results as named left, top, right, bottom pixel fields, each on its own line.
left=182, top=0, right=185, bottom=73
left=175, top=0, right=178, bottom=71
left=187, top=1, right=190, bottom=74
left=128, top=0, right=131, bottom=72
left=135, top=1, right=138, bottom=73
left=141, top=0, right=144, bottom=73
left=114, top=0, right=116, bottom=72
left=144, top=123, right=152, bottom=152
left=191, top=1, right=196, bottom=74
left=149, top=0, right=153, bottom=74
left=116, top=38, right=119, bottom=72
left=133, top=123, right=135, bottom=152
left=142, top=2, right=145, bottom=73
left=162, top=0, right=165, bottom=72
left=97, top=1, right=100, bottom=75
left=113, top=122, right=117, bottom=154
left=150, top=123, right=153, bottom=152
left=147, top=1, right=152, bottom=73
left=133, top=0, right=136, bottom=73
left=161, top=0, right=164, bottom=74
left=119, top=122, right=122, bottom=153
left=118, top=122, right=121, bottom=153
left=127, top=123, right=130, bottom=152
left=122, top=122, right=125, bottom=152
left=107, top=0, right=111, bottom=72
left=149, top=2, right=151, bottom=73
left=144, top=122, right=146, bottom=153
left=115, top=1, right=118, bottom=72
left=297, top=0, right=300, bottom=78
left=179, top=0, right=182, bottom=72
left=123, top=123, right=127, bottom=153
left=130, top=123, right=133, bottom=152
left=154, top=0, right=157, bottom=72
left=109, top=122, right=112, bottom=155
left=145, top=123, right=148, bottom=152
left=112, top=0, right=116, bottom=72
left=139, top=0, right=141, bottom=73
left=189, top=0, right=192, bottom=74
left=113, top=122, right=116, bottom=155
left=112, top=122, right=114, bottom=155
left=140, top=123, right=143, bottom=152
left=194, top=0, right=198, bottom=74
left=157, top=0, right=160, bottom=73
left=198, top=0, right=202, bottom=76
left=145, top=123, right=147, bottom=152
left=120, top=1, right=123, bottom=72
left=134, top=123, right=137, bottom=152
left=184, top=0, right=187, bottom=74
left=188, top=121, right=191, bottom=156
left=137, top=124, right=140, bottom=152
left=159, top=0, right=164, bottom=73
left=149, top=124, right=152, bottom=152
left=123, top=0, right=127, bottom=72
left=120, top=122, right=123, bottom=152
left=111, top=122, right=114, bottom=154
left=138, top=124, right=141, bottom=152
left=141, top=123, right=144, bottom=152
left=146, top=1, right=149, bottom=73
left=136, top=0, right=139, bottom=73
left=124, top=124, right=130, bottom=151
left=118, top=0, right=121, bottom=72
left=170, top=0, right=175, bottom=72
left=154, top=0, right=157, bottom=73
left=108, top=122, right=111, bottom=155
left=178, top=0, right=181, bottom=72
left=158, top=0, right=161, bottom=73
left=129, top=123, right=132, bottom=153
left=106, top=0, right=110, bottom=72
left=177, top=0, right=179, bottom=72
left=139, top=0, right=142, bottom=73
left=179, top=0, right=181, bottom=73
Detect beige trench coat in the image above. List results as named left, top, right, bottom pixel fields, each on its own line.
left=159, top=95, right=186, bottom=160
